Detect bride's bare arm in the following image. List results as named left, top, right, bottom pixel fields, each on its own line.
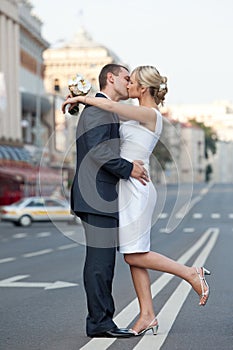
left=62, top=95, right=158, bottom=124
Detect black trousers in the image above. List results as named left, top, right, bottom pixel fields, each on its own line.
left=81, top=213, right=118, bottom=336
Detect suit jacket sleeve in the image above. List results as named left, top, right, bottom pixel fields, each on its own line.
left=82, top=106, right=133, bottom=179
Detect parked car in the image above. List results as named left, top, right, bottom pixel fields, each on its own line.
left=0, top=197, right=80, bottom=227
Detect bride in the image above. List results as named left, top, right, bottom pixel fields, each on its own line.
left=62, top=65, right=210, bottom=336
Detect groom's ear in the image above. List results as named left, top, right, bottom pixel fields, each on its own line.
left=107, top=72, right=114, bottom=84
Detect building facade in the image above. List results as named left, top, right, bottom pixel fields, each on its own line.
left=159, top=118, right=205, bottom=184
left=0, top=0, right=21, bottom=142
left=166, top=101, right=233, bottom=183
left=212, top=141, right=233, bottom=183
left=167, top=101, right=233, bottom=142
left=0, top=0, right=62, bottom=205
left=19, top=0, right=51, bottom=153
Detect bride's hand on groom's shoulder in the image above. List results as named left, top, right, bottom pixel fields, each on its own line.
left=131, top=160, right=149, bottom=186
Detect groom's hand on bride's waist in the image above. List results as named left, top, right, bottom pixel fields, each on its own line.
left=131, top=160, right=149, bottom=186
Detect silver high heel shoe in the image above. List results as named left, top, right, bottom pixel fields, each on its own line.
left=130, top=318, right=159, bottom=336
left=196, top=267, right=211, bottom=306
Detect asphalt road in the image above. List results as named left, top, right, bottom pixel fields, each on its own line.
left=0, top=183, right=232, bottom=350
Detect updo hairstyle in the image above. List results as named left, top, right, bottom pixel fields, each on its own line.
left=132, top=66, right=168, bottom=106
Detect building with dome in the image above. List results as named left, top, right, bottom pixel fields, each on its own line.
left=43, top=27, right=125, bottom=96
left=42, top=28, right=127, bottom=183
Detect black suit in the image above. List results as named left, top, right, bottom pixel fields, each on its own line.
left=71, top=93, right=133, bottom=336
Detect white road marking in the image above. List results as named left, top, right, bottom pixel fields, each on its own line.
left=200, top=187, right=209, bottom=195
left=64, top=230, right=76, bottom=236
left=175, top=195, right=202, bottom=219
left=183, top=228, right=195, bottom=233
left=22, top=249, right=53, bottom=258
left=0, top=243, right=78, bottom=264
left=211, top=213, right=220, bottom=219
left=0, top=257, right=16, bottom=264
left=79, top=228, right=218, bottom=350
left=175, top=183, right=212, bottom=220
left=36, top=232, right=51, bottom=238
left=13, top=233, right=27, bottom=239
left=229, top=214, right=233, bottom=219
left=57, top=243, right=78, bottom=250
left=159, top=213, right=168, bottom=219
left=193, top=213, right=203, bottom=219
left=0, top=275, right=78, bottom=290
left=159, top=228, right=170, bottom=233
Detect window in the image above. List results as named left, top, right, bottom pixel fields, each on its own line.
left=26, top=200, right=44, bottom=207
left=44, top=199, right=64, bottom=207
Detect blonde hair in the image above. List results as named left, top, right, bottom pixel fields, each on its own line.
left=132, top=65, right=168, bottom=106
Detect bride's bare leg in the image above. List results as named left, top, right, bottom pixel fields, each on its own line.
left=129, top=265, right=157, bottom=333
left=124, top=251, right=205, bottom=298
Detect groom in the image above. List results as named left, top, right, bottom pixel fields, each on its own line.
left=70, top=64, right=147, bottom=338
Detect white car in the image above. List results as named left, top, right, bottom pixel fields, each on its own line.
left=0, top=197, right=80, bottom=227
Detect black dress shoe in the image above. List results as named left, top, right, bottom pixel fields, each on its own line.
left=90, top=326, right=135, bottom=338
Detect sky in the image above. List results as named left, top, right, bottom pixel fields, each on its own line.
left=31, top=0, right=233, bottom=105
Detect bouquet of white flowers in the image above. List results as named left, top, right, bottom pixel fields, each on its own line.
left=65, top=74, right=91, bottom=117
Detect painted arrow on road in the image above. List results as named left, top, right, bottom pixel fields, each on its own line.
left=0, top=275, right=78, bottom=290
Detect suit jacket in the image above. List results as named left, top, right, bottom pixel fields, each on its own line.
left=70, top=93, right=133, bottom=219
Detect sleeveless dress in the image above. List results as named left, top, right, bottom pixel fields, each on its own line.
left=118, top=109, right=163, bottom=253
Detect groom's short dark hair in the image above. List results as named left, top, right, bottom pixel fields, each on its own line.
left=99, top=64, right=129, bottom=90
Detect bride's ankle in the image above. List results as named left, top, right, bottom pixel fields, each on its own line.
left=139, top=313, right=156, bottom=323
left=189, top=267, right=198, bottom=282
left=132, top=316, right=154, bottom=332
left=132, top=314, right=158, bottom=332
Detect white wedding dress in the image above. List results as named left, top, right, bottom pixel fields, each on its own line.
left=118, top=109, right=163, bottom=253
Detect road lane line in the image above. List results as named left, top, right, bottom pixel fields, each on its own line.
left=36, top=232, right=51, bottom=238
left=211, top=213, right=220, bottom=219
left=199, top=187, right=208, bottom=195
left=0, top=257, right=16, bottom=264
left=22, top=249, right=53, bottom=258
left=57, top=243, right=78, bottom=250
left=175, top=182, right=213, bottom=220
left=175, top=196, right=202, bottom=219
left=63, top=231, right=76, bottom=236
left=0, top=275, right=29, bottom=283
left=159, top=213, right=168, bottom=219
left=79, top=228, right=217, bottom=350
left=159, top=228, right=170, bottom=233
left=183, top=228, right=195, bottom=233
left=134, top=228, right=219, bottom=349
left=193, top=213, right=203, bottom=219
left=1, top=244, right=77, bottom=263
left=13, top=233, right=27, bottom=239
